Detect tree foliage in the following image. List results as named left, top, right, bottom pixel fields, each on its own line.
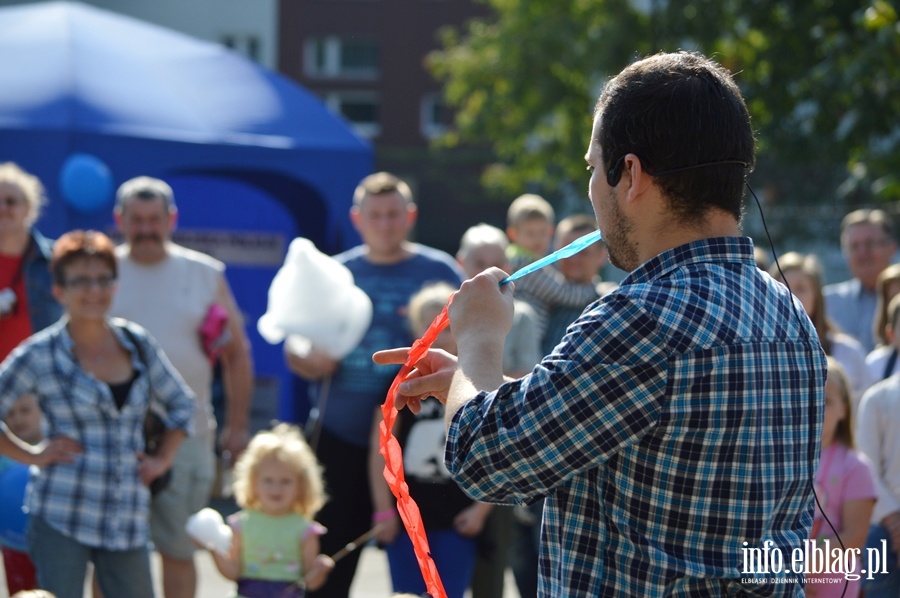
left=429, top=0, right=900, bottom=206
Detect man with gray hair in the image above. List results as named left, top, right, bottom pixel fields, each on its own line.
left=110, top=176, right=254, bottom=598
left=825, top=208, right=898, bottom=352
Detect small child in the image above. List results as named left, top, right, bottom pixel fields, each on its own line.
left=210, top=423, right=334, bottom=597
left=1, top=394, right=43, bottom=595
left=807, top=358, right=876, bottom=598
left=542, top=214, right=617, bottom=356
left=504, top=194, right=598, bottom=337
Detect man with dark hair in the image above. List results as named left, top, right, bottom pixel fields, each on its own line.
left=376, top=52, right=825, bottom=596
left=824, top=208, right=898, bottom=353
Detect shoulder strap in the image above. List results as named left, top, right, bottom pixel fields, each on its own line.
left=884, top=347, right=898, bottom=381
left=119, top=324, right=154, bottom=408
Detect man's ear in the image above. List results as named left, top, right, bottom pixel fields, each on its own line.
left=406, top=203, right=418, bottom=227
left=349, top=206, right=361, bottom=231
left=506, top=226, right=518, bottom=243
left=621, top=153, right=654, bottom=206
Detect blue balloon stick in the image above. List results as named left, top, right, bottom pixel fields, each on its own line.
left=500, top=229, right=604, bottom=285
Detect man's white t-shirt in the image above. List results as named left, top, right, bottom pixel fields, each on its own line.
left=112, top=242, right=223, bottom=440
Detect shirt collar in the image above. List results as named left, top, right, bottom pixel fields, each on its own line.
left=621, top=236, right=755, bottom=286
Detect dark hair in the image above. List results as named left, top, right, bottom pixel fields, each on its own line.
left=50, top=230, right=117, bottom=285
left=595, top=51, right=755, bottom=223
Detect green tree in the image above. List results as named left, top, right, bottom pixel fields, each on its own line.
left=430, top=0, right=900, bottom=208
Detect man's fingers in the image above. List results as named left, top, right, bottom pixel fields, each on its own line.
left=373, top=348, right=411, bottom=366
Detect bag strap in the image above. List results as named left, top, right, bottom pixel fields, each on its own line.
left=884, top=347, right=898, bottom=381
left=120, top=324, right=154, bottom=411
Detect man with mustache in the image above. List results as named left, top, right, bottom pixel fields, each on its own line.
left=111, top=176, right=253, bottom=598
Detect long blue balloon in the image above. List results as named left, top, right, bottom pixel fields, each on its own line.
left=500, top=229, right=604, bottom=285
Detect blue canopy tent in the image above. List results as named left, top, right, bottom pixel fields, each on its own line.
left=0, top=1, right=372, bottom=424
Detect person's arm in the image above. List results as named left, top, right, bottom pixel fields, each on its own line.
left=503, top=302, right=542, bottom=378
left=284, top=340, right=340, bottom=381
left=831, top=497, right=876, bottom=550
left=445, top=269, right=514, bottom=426
left=368, top=408, right=400, bottom=545
left=856, top=387, right=900, bottom=522
left=0, top=347, right=83, bottom=467
left=215, top=275, right=254, bottom=458
left=0, top=424, right=82, bottom=467
left=138, top=428, right=186, bottom=487
left=453, top=502, right=493, bottom=538
left=210, top=520, right=242, bottom=581
left=515, top=266, right=597, bottom=308
left=302, top=533, right=334, bottom=591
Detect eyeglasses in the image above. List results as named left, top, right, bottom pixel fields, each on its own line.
left=62, top=275, right=117, bottom=290
left=843, top=238, right=894, bottom=254
left=0, top=196, right=25, bottom=208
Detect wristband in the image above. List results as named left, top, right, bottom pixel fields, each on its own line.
left=373, top=508, right=397, bottom=522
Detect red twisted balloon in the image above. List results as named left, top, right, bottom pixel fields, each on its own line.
left=379, top=304, right=451, bottom=598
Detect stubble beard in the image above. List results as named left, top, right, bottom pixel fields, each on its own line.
left=603, top=194, right=639, bottom=272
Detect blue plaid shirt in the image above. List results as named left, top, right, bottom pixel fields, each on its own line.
left=0, top=318, right=194, bottom=550
left=446, top=237, right=825, bottom=597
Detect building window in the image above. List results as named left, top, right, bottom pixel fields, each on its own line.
left=324, top=92, right=381, bottom=138
left=220, top=33, right=262, bottom=62
left=304, top=37, right=379, bottom=79
left=421, top=93, right=452, bottom=139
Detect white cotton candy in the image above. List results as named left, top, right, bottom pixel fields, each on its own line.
left=185, top=507, right=233, bottom=556
left=257, top=237, right=372, bottom=359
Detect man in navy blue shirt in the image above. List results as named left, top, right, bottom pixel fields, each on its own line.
left=287, top=171, right=463, bottom=597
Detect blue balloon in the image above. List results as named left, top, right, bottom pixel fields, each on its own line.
left=59, top=153, right=113, bottom=213
left=0, top=462, right=30, bottom=551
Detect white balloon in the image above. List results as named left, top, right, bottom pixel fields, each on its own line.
left=257, top=238, right=372, bottom=359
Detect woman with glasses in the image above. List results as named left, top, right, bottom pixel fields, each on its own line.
left=0, top=230, right=194, bottom=598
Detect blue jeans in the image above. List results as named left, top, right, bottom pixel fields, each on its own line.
left=861, top=523, right=900, bottom=597
left=386, top=528, right=477, bottom=598
left=28, top=515, right=153, bottom=598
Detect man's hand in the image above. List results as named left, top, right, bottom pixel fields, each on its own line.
left=449, top=268, right=515, bottom=351
left=218, top=426, right=249, bottom=460
left=372, top=348, right=458, bottom=414
left=285, top=342, right=340, bottom=381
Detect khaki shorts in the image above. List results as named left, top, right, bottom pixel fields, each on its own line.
left=150, top=435, right=216, bottom=560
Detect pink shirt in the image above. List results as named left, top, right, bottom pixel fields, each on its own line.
left=809, top=443, right=876, bottom=598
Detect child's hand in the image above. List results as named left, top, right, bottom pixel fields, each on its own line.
left=453, top=503, right=491, bottom=538
left=304, top=554, right=335, bottom=591
left=374, top=513, right=401, bottom=546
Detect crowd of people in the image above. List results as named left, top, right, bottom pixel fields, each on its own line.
left=2, top=50, right=900, bottom=598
